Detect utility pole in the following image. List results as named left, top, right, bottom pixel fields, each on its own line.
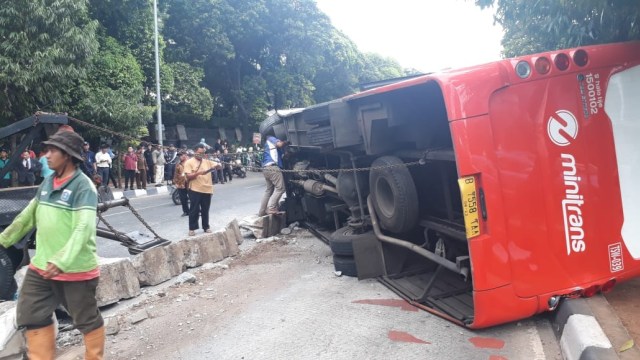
left=153, top=0, right=163, bottom=145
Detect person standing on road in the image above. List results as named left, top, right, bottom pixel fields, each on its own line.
left=144, top=143, right=154, bottom=184
left=152, top=144, right=166, bottom=184
left=38, top=150, right=54, bottom=181
left=258, top=136, right=286, bottom=216
left=135, top=146, right=148, bottom=190
left=17, top=150, right=41, bottom=186
left=184, top=143, right=219, bottom=236
left=0, top=130, right=104, bottom=360
left=95, top=144, right=112, bottom=190
left=0, top=148, right=11, bottom=188
left=82, top=141, right=96, bottom=178
left=173, top=150, right=191, bottom=216
left=122, top=146, right=137, bottom=191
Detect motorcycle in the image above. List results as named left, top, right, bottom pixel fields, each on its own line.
left=231, top=159, right=247, bottom=178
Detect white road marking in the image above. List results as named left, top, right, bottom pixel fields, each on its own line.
left=244, top=184, right=263, bottom=189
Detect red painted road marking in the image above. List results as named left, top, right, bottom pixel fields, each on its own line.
left=352, top=299, right=418, bottom=312
left=489, top=356, right=508, bottom=360
left=388, top=330, right=430, bottom=344
left=468, top=337, right=505, bottom=349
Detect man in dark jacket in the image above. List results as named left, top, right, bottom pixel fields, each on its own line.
left=16, top=150, right=41, bottom=186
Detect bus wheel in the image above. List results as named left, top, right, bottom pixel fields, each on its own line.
left=369, top=156, right=419, bottom=233
left=329, top=226, right=376, bottom=256
left=0, top=247, right=16, bottom=300
left=333, top=255, right=358, bottom=277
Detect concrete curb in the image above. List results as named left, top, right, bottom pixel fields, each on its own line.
left=553, top=297, right=617, bottom=360
left=111, top=185, right=169, bottom=200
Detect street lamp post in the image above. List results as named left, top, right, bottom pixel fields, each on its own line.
left=153, top=0, right=163, bottom=145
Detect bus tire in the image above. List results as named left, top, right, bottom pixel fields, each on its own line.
left=329, top=226, right=377, bottom=256
left=0, top=247, right=16, bottom=301
left=259, top=113, right=283, bottom=137
left=333, top=255, right=358, bottom=277
left=369, top=156, right=419, bottom=234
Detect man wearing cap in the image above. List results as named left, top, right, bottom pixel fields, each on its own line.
left=0, top=130, right=104, bottom=359
left=184, top=143, right=219, bottom=236
left=0, top=148, right=11, bottom=188
left=258, top=136, right=286, bottom=216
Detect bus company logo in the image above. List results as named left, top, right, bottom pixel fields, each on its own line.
left=609, top=243, right=624, bottom=273
left=561, top=153, right=586, bottom=255
left=548, top=110, right=579, bottom=146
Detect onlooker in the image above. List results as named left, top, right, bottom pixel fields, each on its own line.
left=17, top=150, right=41, bottom=186
left=164, top=144, right=178, bottom=183
left=0, top=148, right=12, bottom=188
left=258, top=136, right=286, bottom=216
left=38, top=150, right=54, bottom=181
left=95, top=144, right=112, bottom=190
left=214, top=138, right=223, bottom=153
left=184, top=143, right=219, bottom=236
left=122, top=146, right=138, bottom=191
left=222, top=149, right=233, bottom=183
left=135, top=146, right=148, bottom=190
left=144, top=143, right=154, bottom=183
left=0, top=130, right=105, bottom=360
left=106, top=145, right=120, bottom=188
left=172, top=151, right=190, bottom=216
left=152, top=145, right=165, bottom=184
left=82, top=141, right=96, bottom=178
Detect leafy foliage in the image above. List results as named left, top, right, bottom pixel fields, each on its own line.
left=0, top=0, right=98, bottom=125
left=476, top=0, right=640, bottom=57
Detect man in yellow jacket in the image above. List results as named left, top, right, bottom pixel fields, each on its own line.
left=0, top=130, right=104, bottom=360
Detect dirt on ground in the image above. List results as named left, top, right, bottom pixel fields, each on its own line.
left=604, top=277, right=640, bottom=345
left=56, top=232, right=330, bottom=360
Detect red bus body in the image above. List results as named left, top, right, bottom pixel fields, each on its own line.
left=275, top=41, right=640, bottom=328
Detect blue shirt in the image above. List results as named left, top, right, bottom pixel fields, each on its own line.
left=39, top=157, right=54, bottom=178
left=262, top=136, right=282, bottom=167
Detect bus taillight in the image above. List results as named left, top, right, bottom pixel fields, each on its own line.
left=572, top=49, right=589, bottom=67
left=582, top=284, right=600, bottom=298
left=534, top=57, right=551, bottom=75
left=554, top=53, right=570, bottom=71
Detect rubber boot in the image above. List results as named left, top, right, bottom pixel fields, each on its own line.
left=83, top=326, right=105, bottom=360
left=25, top=324, right=56, bottom=360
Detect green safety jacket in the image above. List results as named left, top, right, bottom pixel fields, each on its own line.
left=0, top=169, right=99, bottom=273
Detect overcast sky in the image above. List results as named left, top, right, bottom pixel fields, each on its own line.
left=314, top=0, right=504, bottom=72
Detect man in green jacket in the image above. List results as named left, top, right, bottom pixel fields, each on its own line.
left=0, top=130, right=104, bottom=360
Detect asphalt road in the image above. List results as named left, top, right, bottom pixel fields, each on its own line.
left=96, top=171, right=266, bottom=258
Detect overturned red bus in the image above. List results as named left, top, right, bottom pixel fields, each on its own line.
left=260, top=41, right=640, bottom=328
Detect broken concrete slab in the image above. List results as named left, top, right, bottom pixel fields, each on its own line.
left=224, top=224, right=240, bottom=256
left=228, top=219, right=243, bottom=245
left=131, top=247, right=173, bottom=286
left=164, top=242, right=186, bottom=277
left=128, top=309, right=149, bottom=324
left=196, top=235, right=225, bottom=264
left=175, top=272, right=197, bottom=285
left=104, top=316, right=120, bottom=336
left=0, top=302, right=24, bottom=360
left=96, top=258, right=141, bottom=307
left=213, top=231, right=230, bottom=258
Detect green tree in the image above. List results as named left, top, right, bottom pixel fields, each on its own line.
left=165, top=62, right=213, bottom=120
left=71, top=36, right=153, bottom=137
left=476, top=0, right=640, bottom=57
left=0, top=0, right=98, bottom=125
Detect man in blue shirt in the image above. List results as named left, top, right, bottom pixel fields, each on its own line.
left=81, top=141, right=96, bottom=178
left=258, top=136, right=286, bottom=216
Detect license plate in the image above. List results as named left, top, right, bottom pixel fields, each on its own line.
left=458, top=176, right=481, bottom=238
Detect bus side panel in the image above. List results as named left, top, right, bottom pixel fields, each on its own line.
left=450, top=116, right=511, bottom=291
left=470, top=285, right=538, bottom=329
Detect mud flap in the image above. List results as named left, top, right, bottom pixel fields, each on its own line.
left=352, top=234, right=385, bottom=280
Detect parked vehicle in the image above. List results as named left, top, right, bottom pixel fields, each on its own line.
left=260, top=41, right=640, bottom=328
left=231, top=159, right=247, bottom=178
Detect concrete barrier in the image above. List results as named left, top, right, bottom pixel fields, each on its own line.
left=96, top=258, right=141, bottom=307
left=2, top=219, right=247, bottom=359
